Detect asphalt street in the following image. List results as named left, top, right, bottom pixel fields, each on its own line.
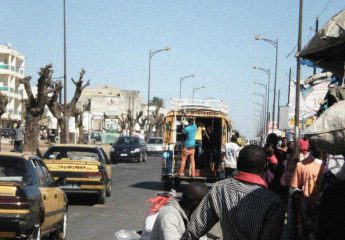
left=66, top=155, right=168, bottom=240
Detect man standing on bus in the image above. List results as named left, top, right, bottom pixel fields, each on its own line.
left=178, top=117, right=197, bottom=177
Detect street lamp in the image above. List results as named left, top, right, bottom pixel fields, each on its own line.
left=253, top=99, right=265, bottom=135
left=192, top=86, right=205, bottom=100
left=254, top=81, right=267, bottom=134
left=180, top=74, right=194, bottom=99
left=147, top=47, right=170, bottom=132
left=254, top=35, right=278, bottom=132
left=252, top=65, right=271, bottom=133
left=253, top=111, right=263, bottom=135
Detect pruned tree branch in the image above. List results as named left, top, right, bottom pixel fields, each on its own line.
left=0, top=92, right=8, bottom=117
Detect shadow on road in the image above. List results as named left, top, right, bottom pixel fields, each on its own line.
left=130, top=181, right=164, bottom=191
left=66, top=194, right=99, bottom=206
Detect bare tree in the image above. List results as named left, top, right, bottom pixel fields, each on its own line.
left=75, top=109, right=84, bottom=143
left=0, top=92, right=8, bottom=118
left=147, top=97, right=164, bottom=138
left=47, top=69, right=89, bottom=143
left=136, top=111, right=146, bottom=131
left=20, top=64, right=62, bottom=152
left=117, top=113, right=127, bottom=134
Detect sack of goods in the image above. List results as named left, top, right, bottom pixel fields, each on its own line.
left=303, top=100, right=345, bottom=155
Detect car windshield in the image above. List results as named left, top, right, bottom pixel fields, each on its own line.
left=0, top=156, right=29, bottom=184
left=147, top=138, right=163, bottom=144
left=116, top=137, right=140, bottom=145
left=43, top=147, right=100, bottom=162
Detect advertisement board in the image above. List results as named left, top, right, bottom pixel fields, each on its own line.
left=288, top=80, right=329, bottom=129
left=90, top=97, right=118, bottom=115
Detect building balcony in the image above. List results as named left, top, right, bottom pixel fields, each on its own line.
left=0, top=64, right=24, bottom=77
left=0, top=64, right=9, bottom=70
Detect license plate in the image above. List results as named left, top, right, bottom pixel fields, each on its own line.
left=60, top=184, right=80, bottom=189
left=120, top=153, right=128, bottom=157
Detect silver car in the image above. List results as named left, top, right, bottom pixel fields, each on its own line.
left=146, top=137, right=164, bottom=156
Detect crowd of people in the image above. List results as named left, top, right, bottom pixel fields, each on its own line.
left=141, top=129, right=345, bottom=240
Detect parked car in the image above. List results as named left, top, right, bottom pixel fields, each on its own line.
left=43, top=144, right=112, bottom=204
left=90, top=132, right=102, bottom=143
left=0, top=128, right=15, bottom=138
left=146, top=137, right=164, bottom=156
left=110, top=136, right=146, bottom=164
left=0, top=153, right=68, bottom=239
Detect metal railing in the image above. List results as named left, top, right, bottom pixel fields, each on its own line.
left=171, top=98, right=228, bottom=114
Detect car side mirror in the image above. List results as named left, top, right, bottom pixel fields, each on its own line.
left=55, top=177, right=67, bottom=187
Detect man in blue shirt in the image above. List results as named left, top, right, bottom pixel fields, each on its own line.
left=178, top=118, right=197, bottom=177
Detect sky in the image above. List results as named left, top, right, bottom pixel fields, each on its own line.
left=2, top=0, right=345, bottom=137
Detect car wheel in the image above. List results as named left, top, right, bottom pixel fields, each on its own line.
left=111, top=157, right=118, bottom=164
left=30, top=224, right=41, bottom=240
left=54, top=212, right=67, bottom=240
left=106, top=181, right=112, bottom=197
left=97, top=190, right=106, bottom=204
left=137, top=154, right=143, bottom=163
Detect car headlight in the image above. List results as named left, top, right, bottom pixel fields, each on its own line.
left=131, top=148, right=141, bottom=153
left=110, top=147, right=115, bottom=152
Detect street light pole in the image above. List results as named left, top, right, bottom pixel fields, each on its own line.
left=62, top=0, right=68, bottom=143
left=252, top=66, right=271, bottom=133
left=147, top=47, right=170, bottom=136
left=179, top=74, right=194, bottom=99
left=192, top=86, right=205, bottom=101
left=253, top=93, right=265, bottom=135
left=254, top=35, right=278, bottom=132
left=254, top=82, right=267, bottom=134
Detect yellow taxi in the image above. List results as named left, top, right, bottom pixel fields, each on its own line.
left=0, top=153, right=68, bottom=239
left=43, top=144, right=112, bottom=204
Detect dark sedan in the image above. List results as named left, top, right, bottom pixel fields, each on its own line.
left=110, top=136, right=146, bottom=164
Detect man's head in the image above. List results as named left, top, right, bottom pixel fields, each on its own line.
left=266, top=133, right=278, bottom=147
left=309, top=141, right=322, bottom=159
left=231, top=135, right=238, bottom=143
left=17, top=120, right=22, bottom=127
left=281, top=137, right=288, bottom=147
left=237, top=145, right=267, bottom=175
left=179, top=182, right=209, bottom=217
left=187, top=117, right=194, bottom=125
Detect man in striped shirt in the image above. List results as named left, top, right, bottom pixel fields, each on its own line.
left=188, top=145, right=285, bottom=240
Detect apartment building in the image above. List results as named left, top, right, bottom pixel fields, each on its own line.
left=0, top=44, right=25, bottom=128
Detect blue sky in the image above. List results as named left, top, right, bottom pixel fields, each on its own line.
left=2, top=0, right=345, bottom=137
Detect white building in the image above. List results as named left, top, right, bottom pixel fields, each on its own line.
left=77, top=85, right=144, bottom=131
left=0, top=44, right=25, bottom=127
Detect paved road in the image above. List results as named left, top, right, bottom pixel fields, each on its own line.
left=66, top=155, right=166, bottom=240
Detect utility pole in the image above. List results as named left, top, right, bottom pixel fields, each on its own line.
left=277, top=89, right=281, bottom=129
left=288, top=68, right=291, bottom=106
left=313, top=17, right=319, bottom=75
left=63, top=0, right=68, bottom=142
left=294, top=0, right=304, bottom=154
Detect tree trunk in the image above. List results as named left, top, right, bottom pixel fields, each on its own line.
left=59, top=119, right=70, bottom=144
left=78, top=125, right=84, bottom=143
left=24, top=113, right=40, bottom=153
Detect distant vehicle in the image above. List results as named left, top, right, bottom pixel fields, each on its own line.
left=43, top=144, right=112, bottom=204
left=0, top=128, right=14, bottom=138
left=161, top=99, right=232, bottom=189
left=110, top=136, right=147, bottom=164
left=146, top=137, right=164, bottom=156
left=90, top=132, right=102, bottom=143
left=0, top=153, right=68, bottom=239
